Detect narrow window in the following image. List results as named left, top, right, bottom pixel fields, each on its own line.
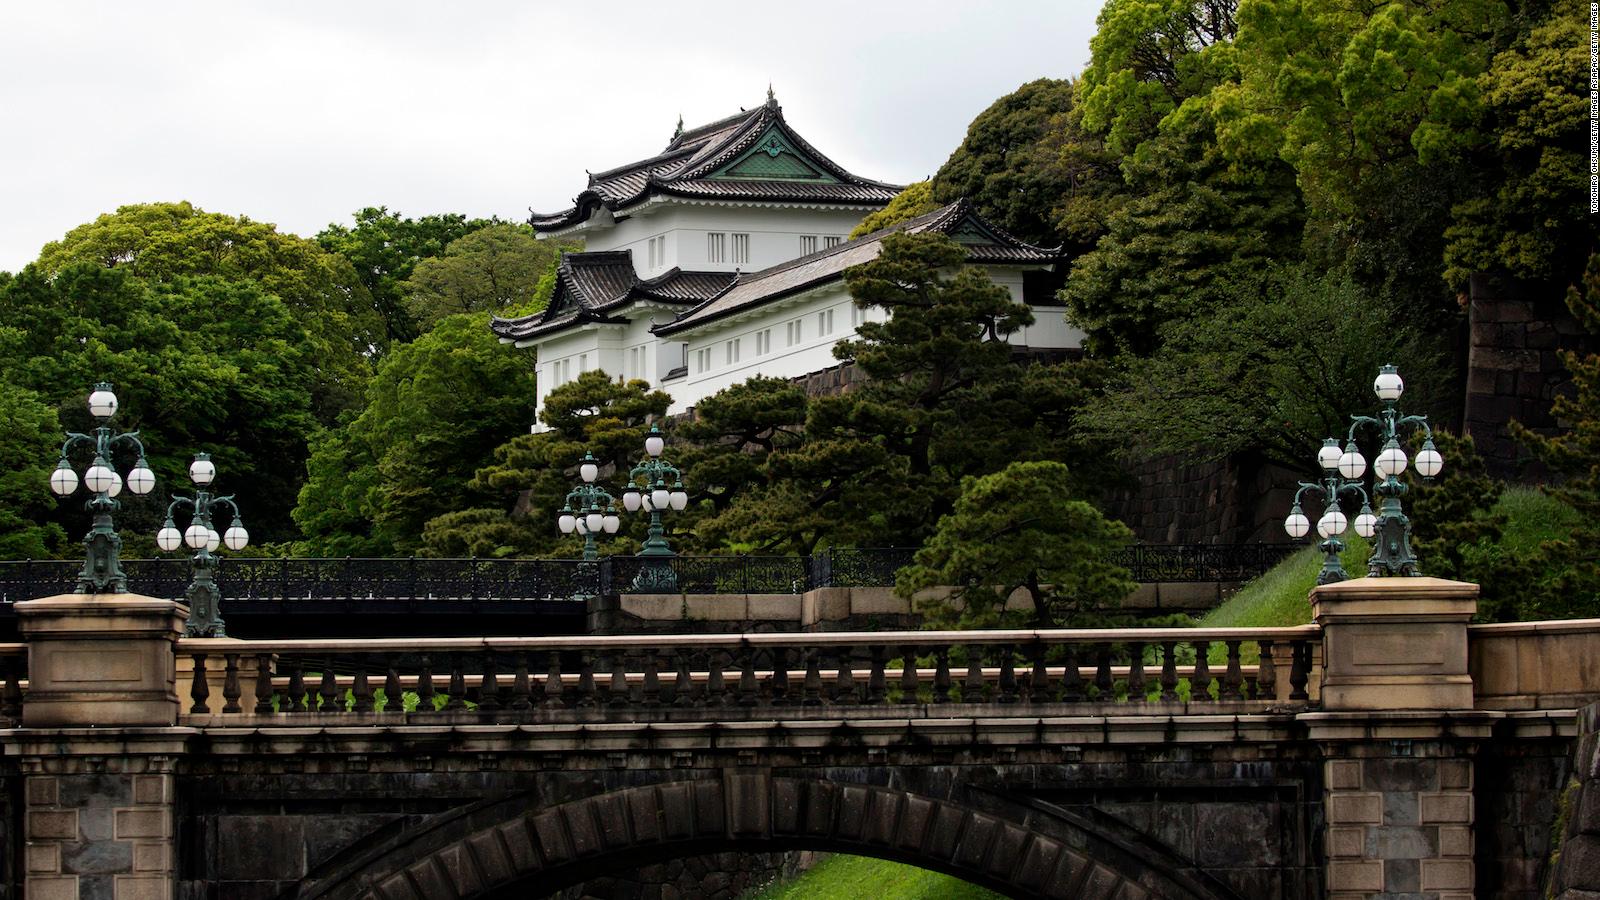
left=799, top=235, right=818, bottom=255
left=733, top=338, right=741, bottom=363
left=707, top=232, right=726, bottom=264
left=732, top=233, right=749, bottom=265
left=823, top=235, right=843, bottom=249
left=817, top=309, right=834, bottom=336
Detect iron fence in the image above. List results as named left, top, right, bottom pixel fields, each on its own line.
left=0, top=544, right=1298, bottom=606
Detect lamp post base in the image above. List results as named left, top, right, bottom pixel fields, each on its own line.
left=631, top=558, right=678, bottom=592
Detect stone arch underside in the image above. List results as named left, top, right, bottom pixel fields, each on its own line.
left=293, top=773, right=1241, bottom=900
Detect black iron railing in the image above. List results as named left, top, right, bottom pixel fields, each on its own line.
left=0, top=544, right=1298, bottom=605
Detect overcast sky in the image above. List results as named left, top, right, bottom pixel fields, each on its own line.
left=0, top=2, right=1099, bottom=273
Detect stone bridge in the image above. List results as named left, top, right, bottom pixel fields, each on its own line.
left=2, top=577, right=1598, bottom=899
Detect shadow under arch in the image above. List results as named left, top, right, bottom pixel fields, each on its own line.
left=290, top=772, right=1242, bottom=900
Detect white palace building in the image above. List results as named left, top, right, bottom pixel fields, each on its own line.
left=491, top=92, right=1085, bottom=429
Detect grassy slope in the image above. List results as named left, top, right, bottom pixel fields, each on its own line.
left=746, top=855, right=1004, bottom=900
left=1199, top=486, right=1575, bottom=629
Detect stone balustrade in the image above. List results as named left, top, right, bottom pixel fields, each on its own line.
left=174, top=626, right=1320, bottom=720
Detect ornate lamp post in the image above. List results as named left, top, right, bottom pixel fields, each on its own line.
left=156, top=454, right=248, bottom=637
left=557, top=452, right=620, bottom=561
left=620, top=425, right=688, bottom=591
left=1285, top=439, right=1377, bottom=584
left=48, top=383, right=157, bottom=593
left=1340, top=364, right=1443, bottom=576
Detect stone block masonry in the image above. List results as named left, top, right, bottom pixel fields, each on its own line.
left=24, top=765, right=176, bottom=900
left=1322, top=749, right=1477, bottom=899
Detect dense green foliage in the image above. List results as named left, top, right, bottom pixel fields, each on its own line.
left=293, top=314, right=537, bottom=555
left=849, top=181, right=938, bottom=239
left=897, top=461, right=1135, bottom=628
left=0, top=384, right=67, bottom=558
left=403, top=224, right=573, bottom=332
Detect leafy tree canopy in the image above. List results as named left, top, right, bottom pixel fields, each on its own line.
left=293, top=313, right=537, bottom=556
left=316, top=206, right=496, bottom=346
left=1077, top=263, right=1451, bottom=473
left=402, top=224, right=574, bottom=332
left=0, top=264, right=318, bottom=543
left=35, top=202, right=379, bottom=419
left=896, top=461, right=1135, bottom=628
left=0, top=384, right=67, bottom=558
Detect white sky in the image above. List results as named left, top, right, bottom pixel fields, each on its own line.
left=0, top=1, right=1100, bottom=273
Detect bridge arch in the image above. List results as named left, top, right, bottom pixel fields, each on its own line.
left=292, top=772, right=1239, bottom=900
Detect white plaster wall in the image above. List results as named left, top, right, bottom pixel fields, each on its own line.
left=584, top=204, right=869, bottom=277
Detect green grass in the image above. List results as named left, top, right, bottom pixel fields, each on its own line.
left=1197, top=486, right=1579, bottom=630
left=745, top=854, right=1003, bottom=900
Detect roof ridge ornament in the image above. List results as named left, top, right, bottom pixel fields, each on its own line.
left=766, top=83, right=777, bottom=109
left=673, top=113, right=683, bottom=139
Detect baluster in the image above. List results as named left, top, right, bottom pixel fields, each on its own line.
left=961, top=645, right=984, bottom=703
left=319, top=656, right=340, bottom=712
left=351, top=663, right=373, bottom=714
left=933, top=647, right=951, bottom=704
left=1159, top=642, right=1179, bottom=702
left=190, top=653, right=211, bottom=715
left=384, top=655, right=402, bottom=713
left=1189, top=641, right=1212, bottom=701
left=641, top=649, right=662, bottom=708
left=867, top=646, right=887, bottom=705
left=220, top=654, right=242, bottom=714
left=705, top=651, right=727, bottom=707
left=445, top=654, right=467, bottom=711
left=288, top=658, right=307, bottom=713
left=1221, top=641, right=1244, bottom=700
left=900, top=645, right=921, bottom=704
left=254, top=653, right=275, bottom=715
left=739, top=648, right=759, bottom=707
left=998, top=645, right=1018, bottom=704
left=832, top=651, right=856, bottom=704
left=1061, top=644, right=1084, bottom=702
left=1257, top=640, right=1278, bottom=703
left=417, top=655, right=436, bottom=713
left=802, top=649, right=823, bottom=706
left=672, top=649, right=695, bottom=708
left=1127, top=643, right=1146, bottom=703
left=770, top=647, right=790, bottom=706
left=576, top=652, right=597, bottom=708
left=1094, top=645, right=1113, bottom=700
left=609, top=651, right=631, bottom=708
left=544, top=652, right=566, bottom=710
left=479, top=655, right=501, bottom=712
left=1028, top=642, right=1050, bottom=703
left=511, top=653, right=534, bottom=711
left=1290, top=641, right=1311, bottom=701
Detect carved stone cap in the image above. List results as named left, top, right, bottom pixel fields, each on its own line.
left=1312, top=576, right=1478, bottom=622
left=17, top=593, right=188, bottom=639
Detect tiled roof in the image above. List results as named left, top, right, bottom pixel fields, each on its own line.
left=652, top=200, right=1060, bottom=337
left=529, top=98, right=901, bottom=233
left=489, top=253, right=736, bottom=342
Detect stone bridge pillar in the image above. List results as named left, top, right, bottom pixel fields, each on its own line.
left=1309, top=576, right=1487, bottom=900
left=13, top=594, right=188, bottom=900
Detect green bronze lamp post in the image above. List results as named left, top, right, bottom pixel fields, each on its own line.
left=556, top=452, right=620, bottom=561
left=48, top=383, right=158, bottom=593
left=1284, top=439, right=1377, bottom=584
left=156, top=453, right=249, bottom=637
left=620, top=425, right=688, bottom=591
left=1340, top=364, right=1443, bottom=576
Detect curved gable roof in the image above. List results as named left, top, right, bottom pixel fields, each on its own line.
left=651, top=200, right=1060, bottom=337
left=530, top=98, right=902, bottom=233
left=489, top=252, right=736, bottom=343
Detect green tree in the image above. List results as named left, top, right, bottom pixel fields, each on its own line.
left=0, top=265, right=319, bottom=543
left=1077, top=263, right=1451, bottom=472
left=0, top=384, right=67, bottom=558
left=293, top=313, right=538, bottom=555
left=1444, top=4, right=1594, bottom=290
left=849, top=181, right=938, bottom=239
left=35, top=202, right=379, bottom=419
left=402, top=224, right=573, bottom=332
left=316, top=207, right=493, bottom=346
left=896, top=461, right=1136, bottom=628
left=1062, top=104, right=1303, bottom=356
left=434, top=371, right=672, bottom=559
